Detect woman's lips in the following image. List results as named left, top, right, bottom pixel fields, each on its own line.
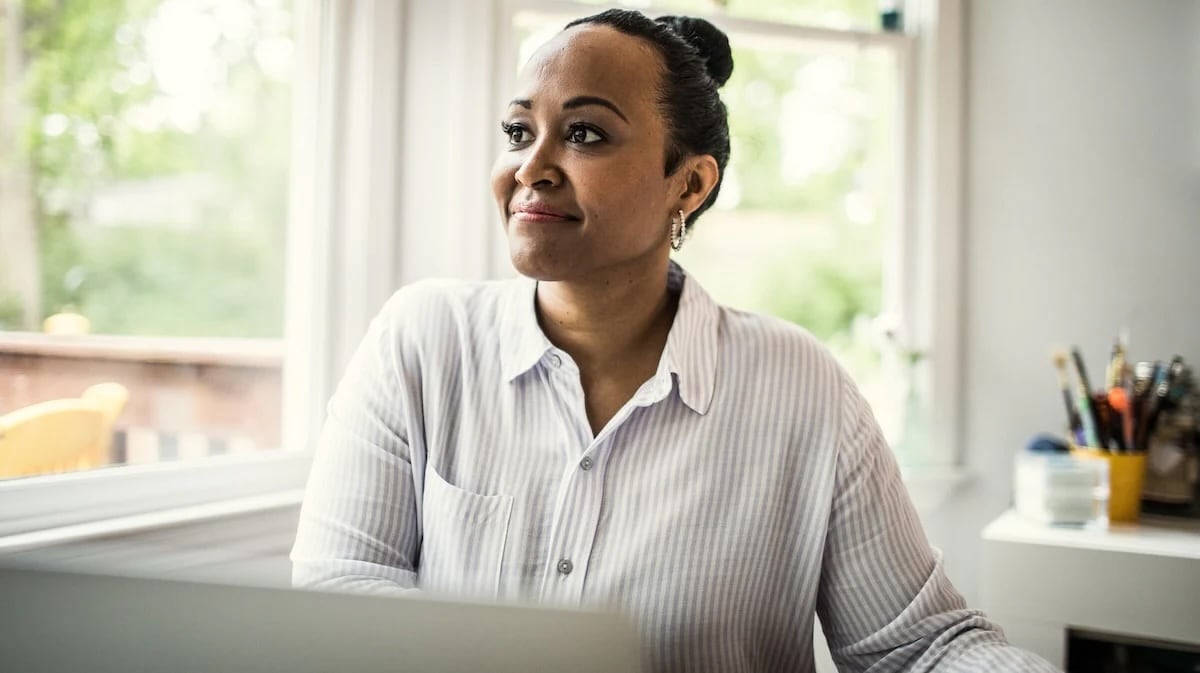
left=511, top=203, right=579, bottom=223
left=513, top=211, right=575, bottom=223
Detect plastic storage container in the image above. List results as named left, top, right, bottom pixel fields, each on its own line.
left=1014, top=451, right=1109, bottom=528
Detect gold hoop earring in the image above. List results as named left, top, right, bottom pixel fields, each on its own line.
left=670, top=209, right=688, bottom=252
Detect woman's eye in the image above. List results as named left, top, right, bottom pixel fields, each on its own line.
left=501, top=122, right=531, bottom=146
left=566, top=124, right=604, bottom=144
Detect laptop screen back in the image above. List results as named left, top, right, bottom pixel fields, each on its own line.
left=0, top=566, right=648, bottom=673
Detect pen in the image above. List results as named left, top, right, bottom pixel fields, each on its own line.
left=1166, top=356, right=1187, bottom=404
left=1135, top=361, right=1168, bottom=451
left=1105, top=338, right=1123, bottom=390
left=1141, top=360, right=1176, bottom=450
left=1052, top=350, right=1084, bottom=445
left=1104, top=336, right=1130, bottom=452
left=1091, top=391, right=1119, bottom=452
left=1107, top=386, right=1134, bottom=453
left=1071, top=347, right=1104, bottom=449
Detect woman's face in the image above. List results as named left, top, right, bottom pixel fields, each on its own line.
left=490, top=25, right=684, bottom=282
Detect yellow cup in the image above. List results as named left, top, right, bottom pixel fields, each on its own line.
left=1071, top=447, right=1146, bottom=523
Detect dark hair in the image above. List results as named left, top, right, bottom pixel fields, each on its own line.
left=564, top=9, right=732, bottom=226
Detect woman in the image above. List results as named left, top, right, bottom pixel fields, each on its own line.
left=292, top=9, right=1059, bottom=673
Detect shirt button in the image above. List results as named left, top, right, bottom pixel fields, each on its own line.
left=580, top=456, right=593, bottom=471
left=556, top=558, right=573, bottom=575
left=548, top=353, right=562, bottom=368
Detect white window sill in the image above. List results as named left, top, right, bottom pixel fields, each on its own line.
left=0, top=450, right=312, bottom=538
left=0, top=489, right=305, bottom=555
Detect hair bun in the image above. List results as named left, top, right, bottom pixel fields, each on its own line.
left=656, top=15, right=733, bottom=87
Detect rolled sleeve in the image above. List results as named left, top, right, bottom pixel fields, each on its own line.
left=290, top=293, right=423, bottom=596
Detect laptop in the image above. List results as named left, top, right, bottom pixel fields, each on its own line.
left=0, top=565, right=648, bottom=673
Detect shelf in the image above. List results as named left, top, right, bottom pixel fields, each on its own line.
left=982, top=510, right=1200, bottom=560
left=980, top=509, right=1200, bottom=667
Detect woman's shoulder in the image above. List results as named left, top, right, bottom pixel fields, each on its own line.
left=382, top=277, right=514, bottom=313
left=717, top=305, right=843, bottom=370
left=711, top=304, right=858, bottom=401
left=374, top=277, right=520, bottom=338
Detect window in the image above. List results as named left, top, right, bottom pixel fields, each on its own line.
left=503, top=0, right=958, bottom=467
left=0, top=0, right=294, bottom=482
left=0, top=0, right=409, bottom=540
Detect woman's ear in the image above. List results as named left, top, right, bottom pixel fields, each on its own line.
left=676, top=154, right=721, bottom=217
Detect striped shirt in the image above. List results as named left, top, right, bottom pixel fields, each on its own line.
left=291, top=263, right=1059, bottom=673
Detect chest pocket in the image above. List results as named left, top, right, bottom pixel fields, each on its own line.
left=419, top=466, right=514, bottom=600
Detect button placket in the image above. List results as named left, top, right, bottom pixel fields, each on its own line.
left=540, top=437, right=613, bottom=605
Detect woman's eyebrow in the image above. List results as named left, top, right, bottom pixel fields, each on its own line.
left=506, top=96, right=629, bottom=123
left=562, top=96, right=628, bottom=123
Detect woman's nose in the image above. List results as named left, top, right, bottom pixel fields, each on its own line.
left=514, top=141, right=563, bottom=188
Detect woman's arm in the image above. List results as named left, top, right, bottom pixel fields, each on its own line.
left=290, top=294, right=423, bottom=596
left=816, top=380, right=1060, bottom=672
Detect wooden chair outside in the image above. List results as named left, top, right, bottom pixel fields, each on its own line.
left=82, top=382, right=130, bottom=431
left=0, top=383, right=129, bottom=479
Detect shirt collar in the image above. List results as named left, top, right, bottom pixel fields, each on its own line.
left=499, top=261, right=719, bottom=416
left=499, top=274, right=553, bottom=383
left=661, top=261, right=719, bottom=415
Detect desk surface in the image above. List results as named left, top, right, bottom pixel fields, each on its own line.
left=981, top=510, right=1200, bottom=666
left=983, top=510, right=1200, bottom=560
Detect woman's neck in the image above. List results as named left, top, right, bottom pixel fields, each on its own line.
left=534, top=258, right=676, bottom=375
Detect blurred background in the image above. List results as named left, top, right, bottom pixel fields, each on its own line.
left=1, top=1, right=1198, bottom=667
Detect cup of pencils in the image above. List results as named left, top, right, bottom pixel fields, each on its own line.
left=1051, top=342, right=1186, bottom=523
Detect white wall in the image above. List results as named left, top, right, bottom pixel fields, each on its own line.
left=923, top=0, right=1200, bottom=605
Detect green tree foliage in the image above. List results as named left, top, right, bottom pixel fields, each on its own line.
left=23, top=0, right=159, bottom=183
left=681, top=44, right=893, bottom=343
left=7, top=0, right=291, bottom=337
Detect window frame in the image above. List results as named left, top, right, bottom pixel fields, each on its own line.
left=494, top=0, right=966, bottom=472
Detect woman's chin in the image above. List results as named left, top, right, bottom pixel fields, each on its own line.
left=510, top=252, right=568, bottom=282
left=507, top=241, right=581, bottom=282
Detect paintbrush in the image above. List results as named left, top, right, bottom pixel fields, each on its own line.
left=1070, top=347, right=1104, bottom=448
left=1053, top=350, right=1085, bottom=446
